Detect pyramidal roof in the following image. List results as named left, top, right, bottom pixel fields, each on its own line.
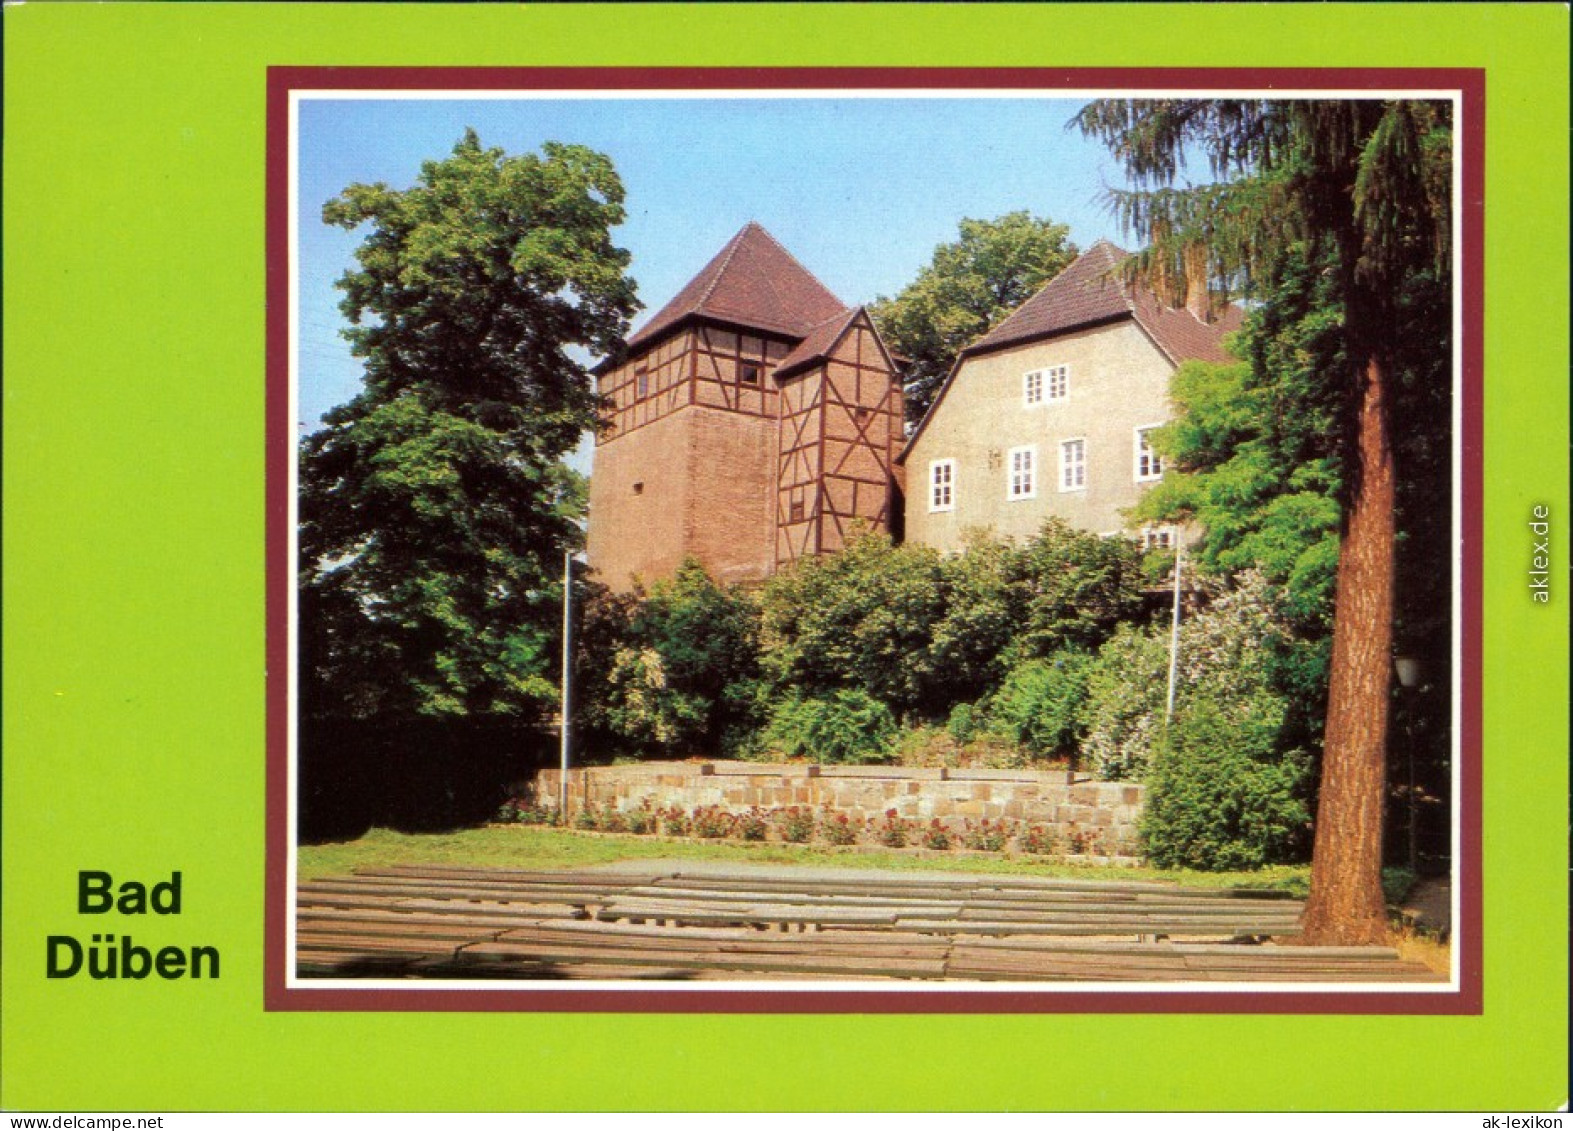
left=626, top=222, right=850, bottom=351
left=967, top=239, right=1242, bottom=364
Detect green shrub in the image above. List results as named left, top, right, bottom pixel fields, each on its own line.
left=1141, top=694, right=1310, bottom=871
left=890, top=725, right=960, bottom=768
left=1080, top=625, right=1171, bottom=780
left=988, top=651, right=1093, bottom=761
left=762, top=690, right=899, bottom=764
left=946, top=701, right=985, bottom=745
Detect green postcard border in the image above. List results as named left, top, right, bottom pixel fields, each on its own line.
left=4, top=2, right=1568, bottom=1112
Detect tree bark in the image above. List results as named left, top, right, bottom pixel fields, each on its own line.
left=1301, top=354, right=1396, bottom=945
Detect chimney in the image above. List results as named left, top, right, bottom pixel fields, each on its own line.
left=1183, top=243, right=1213, bottom=323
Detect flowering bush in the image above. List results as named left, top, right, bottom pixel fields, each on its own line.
left=1066, top=824, right=1108, bottom=856
left=963, top=818, right=1012, bottom=852
left=1082, top=571, right=1303, bottom=782
left=595, top=802, right=629, bottom=833
left=689, top=805, right=734, bottom=839
left=820, top=809, right=861, bottom=846
left=921, top=820, right=953, bottom=850
left=625, top=801, right=656, bottom=835
left=660, top=806, right=691, bottom=837
left=776, top=806, right=816, bottom=843
left=1018, top=824, right=1058, bottom=855
left=875, top=809, right=913, bottom=848
left=736, top=806, right=770, bottom=842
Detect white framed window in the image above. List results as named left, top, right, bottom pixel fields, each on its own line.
left=1134, top=425, right=1164, bottom=481
left=1023, top=364, right=1068, bottom=406
left=1059, top=438, right=1087, bottom=491
left=1142, top=526, right=1175, bottom=551
left=929, top=459, right=956, bottom=512
left=1007, top=445, right=1037, bottom=500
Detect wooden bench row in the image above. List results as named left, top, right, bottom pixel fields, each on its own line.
left=293, top=865, right=1442, bottom=983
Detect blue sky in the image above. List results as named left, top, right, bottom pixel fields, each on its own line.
left=296, top=96, right=1136, bottom=470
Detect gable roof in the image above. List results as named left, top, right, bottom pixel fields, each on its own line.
left=773, top=308, right=862, bottom=379
left=899, top=240, right=1244, bottom=461
left=967, top=240, right=1135, bottom=355
left=625, top=222, right=850, bottom=351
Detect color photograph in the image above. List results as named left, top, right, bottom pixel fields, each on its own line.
left=4, top=3, right=1565, bottom=1114
left=283, top=79, right=1468, bottom=1002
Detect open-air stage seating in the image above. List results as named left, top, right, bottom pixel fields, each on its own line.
left=295, top=863, right=1443, bottom=983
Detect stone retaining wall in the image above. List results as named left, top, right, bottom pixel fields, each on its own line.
left=532, top=761, right=1144, bottom=856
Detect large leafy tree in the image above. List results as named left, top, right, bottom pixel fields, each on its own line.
left=299, top=131, right=639, bottom=723
left=869, top=212, right=1077, bottom=425
left=1077, top=100, right=1451, bottom=943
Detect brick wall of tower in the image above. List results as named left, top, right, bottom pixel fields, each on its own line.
left=683, top=407, right=778, bottom=586
left=586, top=409, right=696, bottom=591
left=589, top=315, right=902, bottom=591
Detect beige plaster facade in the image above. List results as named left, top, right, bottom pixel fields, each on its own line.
left=904, top=320, right=1178, bottom=553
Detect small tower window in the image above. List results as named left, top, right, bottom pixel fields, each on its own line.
left=739, top=361, right=762, bottom=386
left=635, top=366, right=649, bottom=399
left=789, top=499, right=805, bottom=524
left=632, top=482, right=644, bottom=496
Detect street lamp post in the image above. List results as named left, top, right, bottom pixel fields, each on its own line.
left=1164, top=532, right=1184, bottom=724
left=559, top=549, right=584, bottom=821
left=1394, top=654, right=1423, bottom=875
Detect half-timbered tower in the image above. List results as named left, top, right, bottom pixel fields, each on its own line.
left=587, top=223, right=903, bottom=590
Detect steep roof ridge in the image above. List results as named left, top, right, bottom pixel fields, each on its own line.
left=746, top=222, right=847, bottom=322
left=691, top=221, right=756, bottom=311
left=624, top=222, right=847, bottom=353
left=965, top=239, right=1135, bottom=356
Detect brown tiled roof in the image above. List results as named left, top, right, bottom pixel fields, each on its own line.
left=1131, top=288, right=1245, bottom=365
left=967, top=239, right=1242, bottom=363
left=626, top=222, right=849, bottom=351
left=968, top=240, right=1134, bottom=355
left=773, top=307, right=871, bottom=379
left=899, top=240, right=1244, bottom=462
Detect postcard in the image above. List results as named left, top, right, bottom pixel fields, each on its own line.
left=3, top=2, right=1567, bottom=1113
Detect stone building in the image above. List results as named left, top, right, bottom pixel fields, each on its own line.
left=587, top=223, right=904, bottom=590
left=900, top=241, right=1242, bottom=553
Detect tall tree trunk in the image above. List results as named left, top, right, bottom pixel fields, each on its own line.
left=1301, top=353, right=1396, bottom=945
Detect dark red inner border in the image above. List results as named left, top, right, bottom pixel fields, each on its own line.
left=266, top=66, right=1486, bottom=1015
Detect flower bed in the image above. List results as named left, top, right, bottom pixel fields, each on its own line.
left=492, top=796, right=1134, bottom=864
